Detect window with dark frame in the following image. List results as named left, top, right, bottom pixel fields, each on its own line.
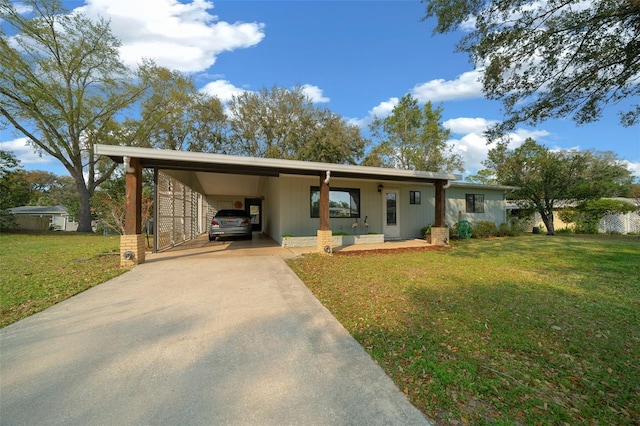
left=465, top=194, right=484, bottom=213
left=409, top=191, right=421, bottom=205
left=310, top=187, right=360, bottom=218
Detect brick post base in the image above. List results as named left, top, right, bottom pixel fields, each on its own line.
left=120, top=234, right=146, bottom=267
left=430, top=227, right=450, bottom=246
left=317, top=230, right=333, bottom=255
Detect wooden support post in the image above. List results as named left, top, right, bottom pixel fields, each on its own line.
left=125, top=157, right=142, bottom=235
left=434, top=180, right=446, bottom=227
left=317, top=171, right=332, bottom=254
left=122, top=157, right=145, bottom=267
left=319, top=172, right=330, bottom=231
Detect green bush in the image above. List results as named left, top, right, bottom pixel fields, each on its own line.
left=561, top=199, right=636, bottom=234
left=420, top=225, right=432, bottom=239
left=472, top=221, right=499, bottom=238
left=555, top=227, right=574, bottom=234
left=498, top=222, right=523, bottom=236
left=0, top=210, right=19, bottom=231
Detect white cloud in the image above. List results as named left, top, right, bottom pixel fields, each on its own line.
left=12, top=3, right=34, bottom=14
left=200, top=79, right=249, bottom=102
left=411, top=70, right=484, bottom=102
left=346, top=97, right=399, bottom=129
left=444, top=118, right=494, bottom=172
left=301, top=84, right=330, bottom=103
left=370, top=97, right=399, bottom=118
left=443, top=117, right=551, bottom=176
left=0, top=137, right=54, bottom=166
left=75, top=0, right=265, bottom=72
left=622, top=160, right=640, bottom=179
left=444, top=117, right=498, bottom=135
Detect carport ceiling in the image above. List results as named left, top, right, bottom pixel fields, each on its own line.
left=162, top=169, right=266, bottom=197
left=95, top=144, right=462, bottom=185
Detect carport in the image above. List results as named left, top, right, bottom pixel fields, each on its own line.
left=94, top=144, right=459, bottom=266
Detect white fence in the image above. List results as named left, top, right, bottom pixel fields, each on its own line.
left=599, top=211, right=640, bottom=235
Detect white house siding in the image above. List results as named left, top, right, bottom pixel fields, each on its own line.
left=400, top=184, right=436, bottom=239
left=446, top=187, right=508, bottom=226
left=264, top=176, right=281, bottom=243
left=275, top=177, right=439, bottom=240
left=203, top=178, right=510, bottom=243
left=276, top=176, right=381, bottom=239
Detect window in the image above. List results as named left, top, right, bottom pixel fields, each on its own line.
left=466, top=194, right=484, bottom=213
left=409, top=191, right=421, bottom=205
left=310, top=187, right=360, bottom=218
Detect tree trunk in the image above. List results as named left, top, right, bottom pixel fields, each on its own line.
left=76, top=183, right=94, bottom=233
left=541, top=211, right=555, bottom=235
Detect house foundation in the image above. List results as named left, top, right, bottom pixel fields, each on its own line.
left=317, top=230, right=333, bottom=254
left=430, top=227, right=450, bottom=246
left=120, top=234, right=146, bottom=267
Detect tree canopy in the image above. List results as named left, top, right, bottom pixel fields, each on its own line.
left=364, top=94, right=463, bottom=173
left=136, top=67, right=227, bottom=153
left=0, top=150, right=29, bottom=208
left=422, top=0, right=640, bottom=137
left=226, top=85, right=368, bottom=164
left=483, top=138, right=634, bottom=234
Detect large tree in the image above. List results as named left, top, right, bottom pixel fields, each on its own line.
left=136, top=67, right=227, bottom=153
left=0, top=0, right=148, bottom=232
left=226, top=85, right=367, bottom=164
left=422, top=0, right=640, bottom=137
left=365, top=94, right=463, bottom=173
left=484, top=138, right=634, bottom=234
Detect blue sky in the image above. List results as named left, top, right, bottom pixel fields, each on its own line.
left=2, top=0, right=639, bottom=179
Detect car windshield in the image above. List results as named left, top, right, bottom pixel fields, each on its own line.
left=215, top=210, right=247, bottom=217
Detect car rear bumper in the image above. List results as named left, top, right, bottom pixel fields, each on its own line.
left=210, top=226, right=252, bottom=237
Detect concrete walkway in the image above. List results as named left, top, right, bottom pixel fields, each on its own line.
left=1, top=241, right=433, bottom=425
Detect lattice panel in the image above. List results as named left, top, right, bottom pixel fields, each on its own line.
left=599, top=212, right=640, bottom=235
left=156, top=172, right=205, bottom=252
left=157, top=173, right=174, bottom=251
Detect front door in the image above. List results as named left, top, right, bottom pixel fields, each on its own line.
left=382, top=189, right=400, bottom=239
left=245, top=198, right=262, bottom=232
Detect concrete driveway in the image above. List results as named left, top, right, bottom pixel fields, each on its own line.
left=1, top=241, right=433, bottom=425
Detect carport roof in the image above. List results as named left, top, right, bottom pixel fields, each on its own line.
left=95, top=144, right=462, bottom=184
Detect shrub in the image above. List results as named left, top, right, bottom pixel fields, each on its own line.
left=0, top=210, right=19, bottom=231
left=498, top=222, right=522, bottom=237
left=562, top=200, right=636, bottom=234
left=472, top=221, right=499, bottom=238
left=420, top=225, right=432, bottom=239
left=555, top=227, right=574, bottom=234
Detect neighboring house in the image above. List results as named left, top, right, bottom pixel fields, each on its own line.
left=506, top=198, right=640, bottom=234
left=8, top=205, right=79, bottom=232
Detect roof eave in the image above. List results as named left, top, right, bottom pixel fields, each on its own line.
left=95, top=144, right=462, bottom=183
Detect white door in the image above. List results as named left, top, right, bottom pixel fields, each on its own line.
left=382, top=189, right=400, bottom=239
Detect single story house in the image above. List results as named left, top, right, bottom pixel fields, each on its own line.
left=8, top=205, right=79, bottom=231
left=200, top=177, right=513, bottom=246
left=94, top=145, right=516, bottom=265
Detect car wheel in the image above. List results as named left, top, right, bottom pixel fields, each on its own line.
left=208, top=235, right=214, bottom=241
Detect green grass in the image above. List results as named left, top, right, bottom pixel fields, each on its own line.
left=1, top=232, right=126, bottom=327
left=288, top=234, right=640, bottom=425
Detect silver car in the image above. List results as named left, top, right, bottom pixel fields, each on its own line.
left=209, top=209, right=252, bottom=241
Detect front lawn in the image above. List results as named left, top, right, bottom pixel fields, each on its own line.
left=1, top=232, right=125, bottom=327
left=288, top=234, right=640, bottom=425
